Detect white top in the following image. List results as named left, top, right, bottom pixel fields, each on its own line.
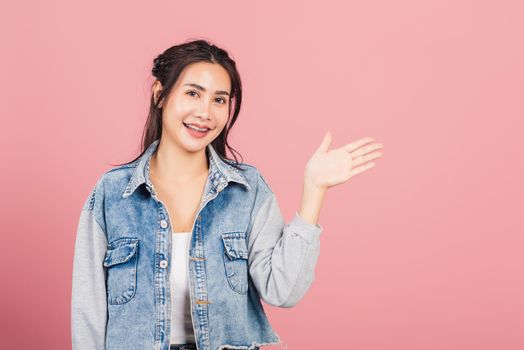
left=169, top=231, right=196, bottom=345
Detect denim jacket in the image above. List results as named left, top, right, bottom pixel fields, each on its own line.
left=71, top=139, right=324, bottom=350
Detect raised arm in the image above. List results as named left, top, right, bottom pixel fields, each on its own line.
left=247, top=133, right=384, bottom=308
left=247, top=173, right=323, bottom=308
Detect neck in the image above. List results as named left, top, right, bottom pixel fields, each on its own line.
left=150, top=138, right=209, bottom=185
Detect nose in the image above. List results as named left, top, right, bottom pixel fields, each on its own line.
left=196, top=100, right=211, bottom=120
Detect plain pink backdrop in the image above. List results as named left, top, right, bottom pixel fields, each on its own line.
left=1, top=0, right=523, bottom=349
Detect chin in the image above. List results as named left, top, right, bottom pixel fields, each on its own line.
left=180, top=137, right=212, bottom=153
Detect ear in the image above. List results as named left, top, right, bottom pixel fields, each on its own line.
left=153, top=80, right=164, bottom=108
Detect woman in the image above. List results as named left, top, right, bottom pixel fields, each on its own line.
left=71, top=39, right=384, bottom=350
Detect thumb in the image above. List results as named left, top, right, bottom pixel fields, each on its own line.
left=315, top=131, right=332, bottom=154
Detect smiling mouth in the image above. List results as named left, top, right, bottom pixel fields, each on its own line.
left=183, top=122, right=212, bottom=138
left=183, top=122, right=211, bottom=131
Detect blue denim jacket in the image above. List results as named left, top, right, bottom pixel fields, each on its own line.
left=71, top=139, right=324, bottom=350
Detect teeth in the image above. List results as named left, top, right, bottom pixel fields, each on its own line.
left=186, top=124, right=208, bottom=132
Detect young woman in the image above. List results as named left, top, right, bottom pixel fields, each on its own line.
left=71, top=39, right=384, bottom=350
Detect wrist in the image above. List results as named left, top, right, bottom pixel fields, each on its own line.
left=303, top=176, right=328, bottom=194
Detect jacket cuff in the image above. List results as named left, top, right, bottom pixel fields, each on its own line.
left=286, top=211, right=324, bottom=244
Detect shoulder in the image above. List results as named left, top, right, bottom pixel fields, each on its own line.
left=82, top=160, right=139, bottom=211
left=101, top=161, right=138, bottom=186
left=230, top=162, right=274, bottom=196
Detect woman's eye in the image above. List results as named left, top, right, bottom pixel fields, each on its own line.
left=186, top=90, right=226, bottom=104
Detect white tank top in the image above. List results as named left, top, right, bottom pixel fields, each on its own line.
left=169, top=231, right=196, bottom=345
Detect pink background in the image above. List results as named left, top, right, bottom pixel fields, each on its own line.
left=1, top=0, right=523, bottom=349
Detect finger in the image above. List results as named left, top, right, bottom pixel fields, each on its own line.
left=315, top=131, right=332, bottom=154
left=343, top=137, right=375, bottom=153
left=350, top=143, right=384, bottom=159
left=351, top=151, right=383, bottom=167
left=350, top=161, right=376, bottom=177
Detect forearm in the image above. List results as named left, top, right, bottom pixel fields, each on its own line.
left=298, top=177, right=327, bottom=226
left=248, top=191, right=323, bottom=307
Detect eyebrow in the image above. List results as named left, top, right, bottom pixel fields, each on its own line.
left=183, top=83, right=230, bottom=97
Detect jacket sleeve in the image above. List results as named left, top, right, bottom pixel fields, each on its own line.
left=71, top=189, right=108, bottom=349
left=247, top=174, right=324, bottom=308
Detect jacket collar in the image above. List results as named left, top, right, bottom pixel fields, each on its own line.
left=122, top=139, right=251, bottom=198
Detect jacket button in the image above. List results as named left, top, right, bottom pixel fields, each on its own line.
left=159, top=260, right=168, bottom=268
left=160, top=219, right=168, bottom=229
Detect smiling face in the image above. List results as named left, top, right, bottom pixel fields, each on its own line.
left=153, top=61, right=232, bottom=153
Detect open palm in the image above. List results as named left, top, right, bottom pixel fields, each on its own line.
left=305, top=132, right=384, bottom=190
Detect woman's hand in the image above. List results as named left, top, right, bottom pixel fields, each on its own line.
left=304, top=132, right=384, bottom=191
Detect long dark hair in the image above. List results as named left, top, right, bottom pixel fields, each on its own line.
left=111, top=39, right=245, bottom=170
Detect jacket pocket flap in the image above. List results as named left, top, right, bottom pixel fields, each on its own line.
left=221, top=232, right=249, bottom=260
left=103, top=238, right=139, bottom=267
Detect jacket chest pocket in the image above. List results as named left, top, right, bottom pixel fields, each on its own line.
left=221, top=232, right=249, bottom=295
left=103, top=237, right=139, bottom=305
